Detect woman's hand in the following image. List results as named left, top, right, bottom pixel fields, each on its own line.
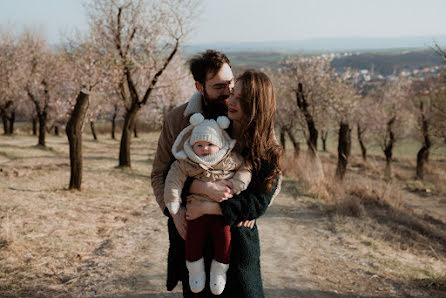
left=172, top=206, right=187, bottom=240
left=237, top=219, right=255, bottom=229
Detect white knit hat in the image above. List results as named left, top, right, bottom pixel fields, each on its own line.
left=170, top=113, right=235, bottom=167
left=189, top=113, right=230, bottom=149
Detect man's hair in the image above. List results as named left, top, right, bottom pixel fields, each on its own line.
left=189, top=50, right=231, bottom=84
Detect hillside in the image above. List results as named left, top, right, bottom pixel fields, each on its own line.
left=331, top=50, right=444, bottom=75
left=218, top=49, right=445, bottom=75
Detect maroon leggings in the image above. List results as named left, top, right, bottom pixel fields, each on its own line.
left=186, top=215, right=231, bottom=264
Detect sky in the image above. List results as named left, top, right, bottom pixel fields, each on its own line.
left=1, top=0, right=446, bottom=45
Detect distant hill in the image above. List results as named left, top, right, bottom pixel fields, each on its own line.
left=183, top=35, right=446, bottom=55
left=202, top=50, right=443, bottom=75
left=331, top=50, right=444, bottom=76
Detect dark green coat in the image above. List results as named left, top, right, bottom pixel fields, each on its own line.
left=166, top=161, right=278, bottom=298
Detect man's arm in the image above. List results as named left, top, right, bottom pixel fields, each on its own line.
left=151, top=115, right=175, bottom=216
left=187, top=170, right=281, bottom=226
left=185, top=176, right=280, bottom=226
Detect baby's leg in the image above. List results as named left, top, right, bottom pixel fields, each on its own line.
left=209, top=216, right=231, bottom=264
left=209, top=216, right=231, bottom=295
left=185, top=216, right=209, bottom=293
left=185, top=216, right=208, bottom=262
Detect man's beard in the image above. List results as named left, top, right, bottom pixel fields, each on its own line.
left=202, top=90, right=228, bottom=120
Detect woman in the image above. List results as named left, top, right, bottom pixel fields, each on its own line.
left=186, top=70, right=282, bottom=297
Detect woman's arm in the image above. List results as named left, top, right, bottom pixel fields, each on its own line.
left=219, top=176, right=280, bottom=226
left=186, top=176, right=280, bottom=226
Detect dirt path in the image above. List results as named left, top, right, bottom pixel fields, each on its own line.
left=62, top=183, right=415, bottom=297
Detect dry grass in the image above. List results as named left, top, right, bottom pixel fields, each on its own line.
left=0, top=134, right=164, bottom=296
left=281, top=149, right=446, bottom=294
left=1, top=133, right=445, bottom=296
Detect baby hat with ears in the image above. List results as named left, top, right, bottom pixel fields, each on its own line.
left=189, top=113, right=230, bottom=148
left=171, top=113, right=235, bottom=165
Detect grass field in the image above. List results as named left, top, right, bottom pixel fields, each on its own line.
left=0, top=130, right=445, bottom=297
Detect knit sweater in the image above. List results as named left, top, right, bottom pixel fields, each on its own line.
left=166, top=160, right=279, bottom=298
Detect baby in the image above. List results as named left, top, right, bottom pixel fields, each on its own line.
left=164, top=113, right=251, bottom=295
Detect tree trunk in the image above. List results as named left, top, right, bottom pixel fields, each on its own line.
left=384, top=154, right=392, bottom=180
left=90, top=121, right=98, bottom=140
left=54, top=125, right=59, bottom=136
left=119, top=106, right=140, bottom=167
left=357, top=124, right=367, bottom=161
left=416, top=112, right=431, bottom=180
left=32, top=118, right=37, bottom=135
left=111, top=108, right=117, bottom=140
left=296, top=83, right=318, bottom=156
left=286, top=128, right=300, bottom=158
left=116, top=34, right=179, bottom=168
left=133, top=122, right=138, bottom=138
left=416, top=146, right=429, bottom=180
left=335, top=121, right=351, bottom=180
left=38, top=113, right=47, bottom=147
left=280, top=126, right=286, bottom=151
left=321, top=130, right=328, bottom=152
left=8, top=110, right=15, bottom=134
left=384, top=117, right=396, bottom=180
left=66, top=91, right=90, bottom=190
left=2, top=115, right=8, bottom=135
left=27, top=87, right=47, bottom=146
left=0, top=101, right=12, bottom=135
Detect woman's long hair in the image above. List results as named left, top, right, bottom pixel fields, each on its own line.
left=237, top=70, right=282, bottom=193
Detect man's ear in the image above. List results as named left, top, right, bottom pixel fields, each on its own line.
left=195, top=81, right=204, bottom=94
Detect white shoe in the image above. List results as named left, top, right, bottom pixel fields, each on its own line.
left=186, top=258, right=205, bottom=293
left=210, top=259, right=229, bottom=295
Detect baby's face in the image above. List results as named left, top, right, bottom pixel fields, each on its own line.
left=192, top=141, right=220, bottom=156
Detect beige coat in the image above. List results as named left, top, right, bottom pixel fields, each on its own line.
left=151, top=91, right=280, bottom=213
left=151, top=92, right=211, bottom=213
left=164, top=147, right=251, bottom=205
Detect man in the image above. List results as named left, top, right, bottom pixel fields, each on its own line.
left=151, top=50, right=236, bottom=296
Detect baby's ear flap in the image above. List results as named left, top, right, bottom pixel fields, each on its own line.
left=216, top=116, right=230, bottom=129
left=190, top=113, right=204, bottom=126
left=175, top=151, right=188, bottom=160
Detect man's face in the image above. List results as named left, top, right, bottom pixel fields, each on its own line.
left=198, top=63, right=234, bottom=118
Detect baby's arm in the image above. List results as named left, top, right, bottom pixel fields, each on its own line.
left=228, top=156, right=252, bottom=195
left=164, top=161, right=189, bottom=215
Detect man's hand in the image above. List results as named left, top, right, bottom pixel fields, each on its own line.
left=204, top=180, right=233, bottom=202
left=186, top=199, right=206, bottom=221
left=237, top=219, right=255, bottom=229
left=172, top=206, right=187, bottom=240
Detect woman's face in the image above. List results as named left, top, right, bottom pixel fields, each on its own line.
left=227, top=81, right=244, bottom=121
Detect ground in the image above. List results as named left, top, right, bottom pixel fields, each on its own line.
left=0, top=133, right=445, bottom=297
